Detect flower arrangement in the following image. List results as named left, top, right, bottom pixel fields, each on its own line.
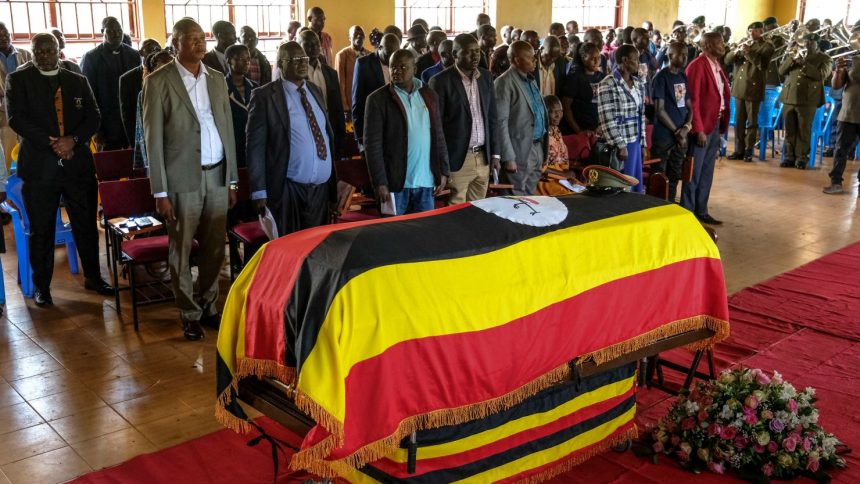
left=648, top=368, right=846, bottom=481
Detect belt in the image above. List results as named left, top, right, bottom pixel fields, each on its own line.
left=202, top=160, right=223, bottom=171
left=468, top=145, right=485, bottom=153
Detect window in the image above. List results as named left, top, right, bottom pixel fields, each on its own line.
left=551, top=0, right=623, bottom=30
left=0, top=0, right=140, bottom=60
left=799, top=0, right=857, bottom=23
left=677, top=0, right=736, bottom=31
left=165, top=0, right=297, bottom=58
left=395, top=0, right=488, bottom=34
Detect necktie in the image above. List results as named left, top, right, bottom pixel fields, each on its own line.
left=298, top=85, right=327, bottom=160
left=53, top=85, right=64, bottom=136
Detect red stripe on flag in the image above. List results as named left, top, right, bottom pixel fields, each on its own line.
left=243, top=204, right=470, bottom=365
left=327, top=257, right=726, bottom=459
left=367, top=388, right=634, bottom=477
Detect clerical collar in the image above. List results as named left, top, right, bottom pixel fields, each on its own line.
left=39, top=68, right=60, bottom=76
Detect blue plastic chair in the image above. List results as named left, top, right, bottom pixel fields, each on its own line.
left=0, top=175, right=79, bottom=297
left=809, top=96, right=835, bottom=168
left=758, top=86, right=783, bottom=160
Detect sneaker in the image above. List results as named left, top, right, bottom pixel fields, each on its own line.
left=822, top=184, right=843, bottom=195
left=780, top=161, right=794, bottom=168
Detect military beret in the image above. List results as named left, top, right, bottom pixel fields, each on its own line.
left=748, top=22, right=763, bottom=30
left=692, top=16, right=705, bottom=25
left=406, top=25, right=427, bottom=40
left=582, top=165, right=639, bottom=190
left=803, top=33, right=821, bottom=42
left=763, top=17, right=778, bottom=26
left=673, top=24, right=686, bottom=33
left=712, top=25, right=725, bottom=34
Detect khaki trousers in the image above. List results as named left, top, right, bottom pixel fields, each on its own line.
left=167, top=165, right=228, bottom=323
left=448, top=150, right=490, bottom=204
left=782, top=103, right=818, bottom=164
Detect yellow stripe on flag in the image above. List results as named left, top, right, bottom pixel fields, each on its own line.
left=386, top=376, right=635, bottom=463
left=452, top=406, right=637, bottom=483
left=217, top=245, right=267, bottom=373
left=299, top=204, right=717, bottom=421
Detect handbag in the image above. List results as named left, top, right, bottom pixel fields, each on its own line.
left=589, top=140, right=624, bottom=172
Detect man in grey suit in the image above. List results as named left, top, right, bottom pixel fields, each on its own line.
left=246, top=42, right=337, bottom=237
left=494, top=40, right=548, bottom=195
left=143, top=18, right=238, bottom=340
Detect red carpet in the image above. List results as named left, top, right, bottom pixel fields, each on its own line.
left=73, top=243, right=860, bottom=483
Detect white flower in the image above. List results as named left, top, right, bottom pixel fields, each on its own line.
left=720, top=404, right=734, bottom=420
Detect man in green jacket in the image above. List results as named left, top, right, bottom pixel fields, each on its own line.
left=726, top=22, right=774, bottom=161
left=778, top=33, right=831, bottom=169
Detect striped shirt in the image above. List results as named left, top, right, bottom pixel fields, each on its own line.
left=456, top=65, right=485, bottom=148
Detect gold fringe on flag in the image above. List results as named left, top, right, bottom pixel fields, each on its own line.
left=216, top=314, right=728, bottom=477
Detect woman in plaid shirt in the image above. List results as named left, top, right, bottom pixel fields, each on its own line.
left=596, top=44, right=648, bottom=192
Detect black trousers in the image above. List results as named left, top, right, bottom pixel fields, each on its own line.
left=651, top=137, right=686, bottom=202
left=22, top=174, right=102, bottom=291
left=273, top=179, right=330, bottom=237
left=828, top=121, right=860, bottom=184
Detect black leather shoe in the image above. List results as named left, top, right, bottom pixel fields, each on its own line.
left=183, top=320, right=205, bottom=341
left=84, top=278, right=116, bottom=296
left=796, top=163, right=807, bottom=170
left=34, top=289, right=53, bottom=307
left=697, top=214, right=723, bottom=225
left=727, top=152, right=744, bottom=160
left=200, top=312, right=222, bottom=329
left=823, top=147, right=834, bottom=157
left=743, top=152, right=754, bottom=162
left=780, top=161, right=794, bottom=168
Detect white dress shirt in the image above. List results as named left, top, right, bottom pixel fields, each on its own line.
left=307, top=63, right=328, bottom=106
left=154, top=60, right=226, bottom=198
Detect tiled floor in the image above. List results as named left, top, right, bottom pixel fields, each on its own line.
left=0, top=153, right=858, bottom=483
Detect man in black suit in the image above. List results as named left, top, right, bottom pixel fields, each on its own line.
left=203, top=20, right=236, bottom=73
left=429, top=34, right=500, bottom=204
left=298, top=30, right=344, bottom=159
left=246, top=42, right=337, bottom=236
left=477, top=24, right=497, bottom=70
left=118, top=39, right=161, bottom=147
left=7, top=33, right=114, bottom=306
left=80, top=16, right=140, bottom=150
left=351, top=33, right=400, bottom=148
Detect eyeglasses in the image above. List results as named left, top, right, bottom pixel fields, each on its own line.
left=286, top=56, right=310, bottom=64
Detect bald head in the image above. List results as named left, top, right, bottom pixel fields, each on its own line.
left=298, top=29, right=322, bottom=65
left=307, top=7, right=325, bottom=33
left=508, top=40, right=535, bottom=74
left=378, top=33, right=400, bottom=65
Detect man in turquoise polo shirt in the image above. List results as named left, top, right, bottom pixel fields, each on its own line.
left=365, top=50, right=449, bottom=215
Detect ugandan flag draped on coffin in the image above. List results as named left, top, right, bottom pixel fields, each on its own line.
left=215, top=194, right=730, bottom=478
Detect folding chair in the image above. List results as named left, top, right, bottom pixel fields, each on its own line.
left=228, top=168, right=267, bottom=281
left=99, top=177, right=196, bottom=330
left=93, top=149, right=134, bottom=181
left=1, top=175, right=78, bottom=298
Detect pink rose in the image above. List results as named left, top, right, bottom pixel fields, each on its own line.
left=671, top=435, right=681, bottom=446
left=802, top=438, right=812, bottom=452
left=708, top=461, right=726, bottom=474
left=753, top=444, right=766, bottom=453
left=734, top=436, right=749, bottom=449
left=743, top=408, right=759, bottom=425
left=761, top=410, right=774, bottom=420
left=762, top=462, right=774, bottom=476
left=783, top=437, right=798, bottom=452
left=681, top=417, right=696, bottom=431
left=789, top=399, right=798, bottom=412
left=806, top=456, right=820, bottom=472
left=697, top=408, right=708, bottom=422
left=708, top=423, right=723, bottom=437
left=767, top=441, right=778, bottom=453
left=720, top=426, right=738, bottom=440
left=652, top=441, right=664, bottom=453
left=745, top=395, right=759, bottom=409
left=676, top=450, right=690, bottom=462
left=755, top=371, right=771, bottom=385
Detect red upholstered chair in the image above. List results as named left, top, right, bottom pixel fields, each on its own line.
left=334, top=156, right=383, bottom=220
left=93, top=149, right=134, bottom=181
left=99, top=177, right=197, bottom=330
left=228, top=168, right=268, bottom=281
left=646, top=172, right=669, bottom=200
left=563, top=133, right=594, bottom=178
